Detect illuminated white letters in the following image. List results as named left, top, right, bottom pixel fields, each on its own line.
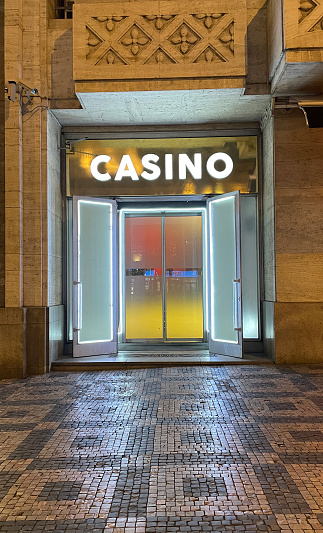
left=141, top=154, right=160, bottom=181
left=206, top=152, right=233, bottom=180
left=90, top=155, right=112, bottom=181
left=178, top=153, right=202, bottom=180
left=90, top=152, right=234, bottom=182
left=115, top=154, right=139, bottom=181
left=165, top=154, right=173, bottom=180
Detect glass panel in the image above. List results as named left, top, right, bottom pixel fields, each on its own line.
left=78, top=200, right=113, bottom=343
left=241, top=196, right=259, bottom=339
left=209, top=197, right=238, bottom=343
left=125, top=217, right=163, bottom=339
left=165, top=216, right=203, bottom=339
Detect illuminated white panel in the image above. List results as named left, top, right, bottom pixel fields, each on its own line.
left=78, top=200, right=113, bottom=343
left=208, top=196, right=238, bottom=344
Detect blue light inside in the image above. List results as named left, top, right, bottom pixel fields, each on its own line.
left=144, top=269, right=198, bottom=277
left=171, top=271, right=198, bottom=278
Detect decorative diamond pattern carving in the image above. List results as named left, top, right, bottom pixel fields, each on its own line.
left=299, top=0, right=317, bottom=23
left=193, top=13, right=225, bottom=30
left=143, top=15, right=176, bottom=31
left=86, top=27, right=104, bottom=58
left=168, top=23, right=200, bottom=54
left=145, top=47, right=177, bottom=64
left=97, top=48, right=128, bottom=65
left=74, top=2, right=247, bottom=82
left=297, top=0, right=323, bottom=33
left=283, top=0, right=323, bottom=62
left=309, top=15, right=323, bottom=31
left=218, top=21, right=234, bottom=54
left=94, top=16, right=127, bottom=33
left=193, top=45, right=225, bottom=63
left=120, top=24, right=151, bottom=55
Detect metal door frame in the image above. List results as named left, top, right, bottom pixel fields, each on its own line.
left=119, top=207, right=207, bottom=343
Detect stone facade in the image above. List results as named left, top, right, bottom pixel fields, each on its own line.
left=0, top=0, right=322, bottom=377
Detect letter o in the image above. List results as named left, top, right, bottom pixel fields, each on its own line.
left=206, top=153, right=233, bottom=180
left=90, top=155, right=112, bottom=181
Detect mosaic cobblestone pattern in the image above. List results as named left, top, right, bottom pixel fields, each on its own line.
left=1, top=366, right=323, bottom=531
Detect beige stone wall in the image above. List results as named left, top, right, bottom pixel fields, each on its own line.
left=0, top=0, right=65, bottom=379
left=73, top=1, right=247, bottom=93
left=268, top=0, right=323, bottom=93
left=274, top=108, right=323, bottom=363
left=0, top=0, right=4, bottom=307
left=48, top=19, right=77, bottom=109
left=246, top=0, right=268, bottom=93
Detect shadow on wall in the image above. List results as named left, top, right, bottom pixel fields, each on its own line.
left=246, top=1, right=269, bottom=90
left=51, top=28, right=80, bottom=105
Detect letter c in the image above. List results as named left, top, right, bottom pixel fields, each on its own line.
left=206, top=153, right=233, bottom=180
left=90, top=155, right=112, bottom=181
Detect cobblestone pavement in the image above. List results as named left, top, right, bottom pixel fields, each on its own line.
left=1, top=365, right=323, bottom=532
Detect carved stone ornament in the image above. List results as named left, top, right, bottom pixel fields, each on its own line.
left=218, top=21, right=234, bottom=54
left=309, top=15, right=323, bottom=31
left=73, top=2, right=247, bottom=82
left=194, top=45, right=225, bottom=63
left=192, top=13, right=225, bottom=30
left=97, top=48, right=127, bottom=65
left=94, top=16, right=127, bottom=33
left=143, top=15, right=175, bottom=31
left=299, top=0, right=317, bottom=24
left=145, top=47, right=177, bottom=64
left=120, top=24, right=151, bottom=55
left=169, top=23, right=200, bottom=54
left=86, top=27, right=103, bottom=58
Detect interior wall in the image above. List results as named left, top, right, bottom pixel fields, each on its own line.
left=261, top=107, right=275, bottom=360
left=47, top=111, right=64, bottom=366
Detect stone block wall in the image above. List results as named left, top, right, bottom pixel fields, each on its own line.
left=274, top=108, right=323, bottom=363
left=0, top=0, right=4, bottom=308
left=0, top=0, right=65, bottom=379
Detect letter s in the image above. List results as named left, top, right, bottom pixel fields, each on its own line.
left=141, top=154, right=161, bottom=181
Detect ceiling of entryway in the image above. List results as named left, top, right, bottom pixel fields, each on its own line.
left=51, top=88, right=272, bottom=127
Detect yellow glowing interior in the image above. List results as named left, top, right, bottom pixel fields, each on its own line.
left=125, top=214, right=203, bottom=341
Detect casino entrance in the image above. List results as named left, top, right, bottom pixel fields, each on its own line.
left=67, top=135, right=261, bottom=360
left=71, top=192, right=251, bottom=359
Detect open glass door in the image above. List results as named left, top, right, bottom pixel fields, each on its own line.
left=72, top=197, right=118, bottom=357
left=207, top=191, right=243, bottom=358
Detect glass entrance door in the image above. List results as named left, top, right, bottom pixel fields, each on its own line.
left=73, top=197, right=118, bottom=357
left=207, top=191, right=243, bottom=357
left=123, top=212, right=204, bottom=342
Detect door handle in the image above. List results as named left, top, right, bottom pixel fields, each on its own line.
left=73, top=281, right=82, bottom=332
left=232, top=279, right=241, bottom=331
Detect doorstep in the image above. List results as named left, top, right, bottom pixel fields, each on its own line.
left=51, top=351, right=273, bottom=371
